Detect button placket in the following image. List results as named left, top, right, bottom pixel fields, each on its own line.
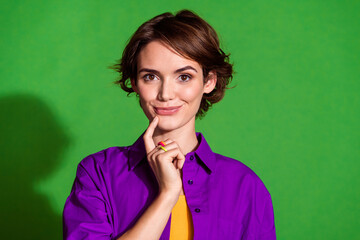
left=182, top=153, right=202, bottom=215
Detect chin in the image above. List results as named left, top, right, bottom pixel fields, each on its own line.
left=157, top=118, right=181, bottom=131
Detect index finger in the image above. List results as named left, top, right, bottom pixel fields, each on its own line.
left=143, top=116, right=159, bottom=153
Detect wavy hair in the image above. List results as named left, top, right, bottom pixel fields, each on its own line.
left=111, top=9, right=233, bottom=118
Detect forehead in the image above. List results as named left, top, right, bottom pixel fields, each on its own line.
left=137, top=41, right=202, bottom=72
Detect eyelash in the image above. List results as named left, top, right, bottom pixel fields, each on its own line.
left=178, top=74, right=192, bottom=82
left=143, top=74, right=158, bottom=81
left=142, top=74, right=192, bottom=82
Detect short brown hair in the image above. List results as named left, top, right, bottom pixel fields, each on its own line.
left=111, top=9, right=233, bottom=118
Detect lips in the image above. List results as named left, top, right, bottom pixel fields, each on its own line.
left=154, top=106, right=182, bottom=115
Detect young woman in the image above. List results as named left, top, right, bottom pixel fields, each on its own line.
left=63, top=10, right=276, bottom=240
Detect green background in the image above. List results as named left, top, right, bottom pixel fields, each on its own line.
left=1, top=0, right=359, bottom=239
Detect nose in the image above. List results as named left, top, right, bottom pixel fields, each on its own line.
left=158, top=79, right=175, bottom=101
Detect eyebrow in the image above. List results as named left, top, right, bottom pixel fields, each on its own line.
left=138, top=65, right=198, bottom=74
left=175, top=66, right=198, bottom=73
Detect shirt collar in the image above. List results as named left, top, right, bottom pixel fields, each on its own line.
left=128, top=132, right=216, bottom=173
left=128, top=132, right=147, bottom=171
left=193, top=132, right=216, bottom=173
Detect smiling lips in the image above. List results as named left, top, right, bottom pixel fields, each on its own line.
left=154, top=106, right=182, bottom=115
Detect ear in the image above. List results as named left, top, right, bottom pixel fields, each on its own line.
left=204, top=70, right=217, bottom=94
left=130, top=78, right=138, bottom=93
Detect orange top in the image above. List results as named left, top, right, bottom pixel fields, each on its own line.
left=169, top=195, right=194, bottom=240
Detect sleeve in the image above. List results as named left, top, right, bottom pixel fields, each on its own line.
left=63, top=162, right=114, bottom=240
left=258, top=194, right=276, bottom=240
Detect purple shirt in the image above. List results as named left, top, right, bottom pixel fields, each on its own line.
left=63, top=132, right=276, bottom=239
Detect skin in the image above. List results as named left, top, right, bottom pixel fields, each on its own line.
left=117, top=40, right=216, bottom=240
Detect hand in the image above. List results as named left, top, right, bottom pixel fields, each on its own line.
left=143, top=116, right=185, bottom=196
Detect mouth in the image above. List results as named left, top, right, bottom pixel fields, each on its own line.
left=154, top=105, right=182, bottom=115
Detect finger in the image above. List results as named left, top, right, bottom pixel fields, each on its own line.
left=155, top=138, right=171, bottom=147
left=162, top=139, right=171, bottom=144
left=177, top=157, right=185, bottom=169
left=143, top=116, right=159, bottom=153
left=147, top=140, right=174, bottom=164
left=173, top=158, right=178, bottom=168
left=175, top=149, right=185, bottom=169
left=152, top=141, right=179, bottom=159
left=156, top=148, right=185, bottom=165
left=157, top=141, right=177, bottom=151
left=146, top=146, right=159, bottom=163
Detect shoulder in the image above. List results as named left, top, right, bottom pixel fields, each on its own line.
left=214, top=153, right=257, bottom=177
left=76, top=146, right=130, bottom=179
left=80, top=146, right=128, bottom=165
left=213, top=152, right=271, bottom=198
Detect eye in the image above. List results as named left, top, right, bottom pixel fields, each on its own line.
left=143, top=74, right=157, bottom=81
left=178, top=74, right=192, bottom=82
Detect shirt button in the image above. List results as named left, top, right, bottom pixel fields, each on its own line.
left=195, top=208, right=200, bottom=213
left=188, top=180, right=193, bottom=185
left=190, top=156, right=194, bottom=161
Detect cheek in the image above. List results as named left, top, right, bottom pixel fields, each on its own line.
left=138, top=86, right=156, bottom=102
left=181, top=84, right=204, bottom=102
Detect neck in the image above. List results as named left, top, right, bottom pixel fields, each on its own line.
left=152, top=121, right=199, bottom=155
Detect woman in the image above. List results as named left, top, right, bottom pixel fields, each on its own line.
left=63, top=10, right=276, bottom=240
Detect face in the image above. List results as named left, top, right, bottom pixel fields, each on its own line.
left=131, top=40, right=216, bottom=132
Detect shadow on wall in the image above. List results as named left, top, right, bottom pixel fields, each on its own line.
left=0, top=94, right=70, bottom=239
